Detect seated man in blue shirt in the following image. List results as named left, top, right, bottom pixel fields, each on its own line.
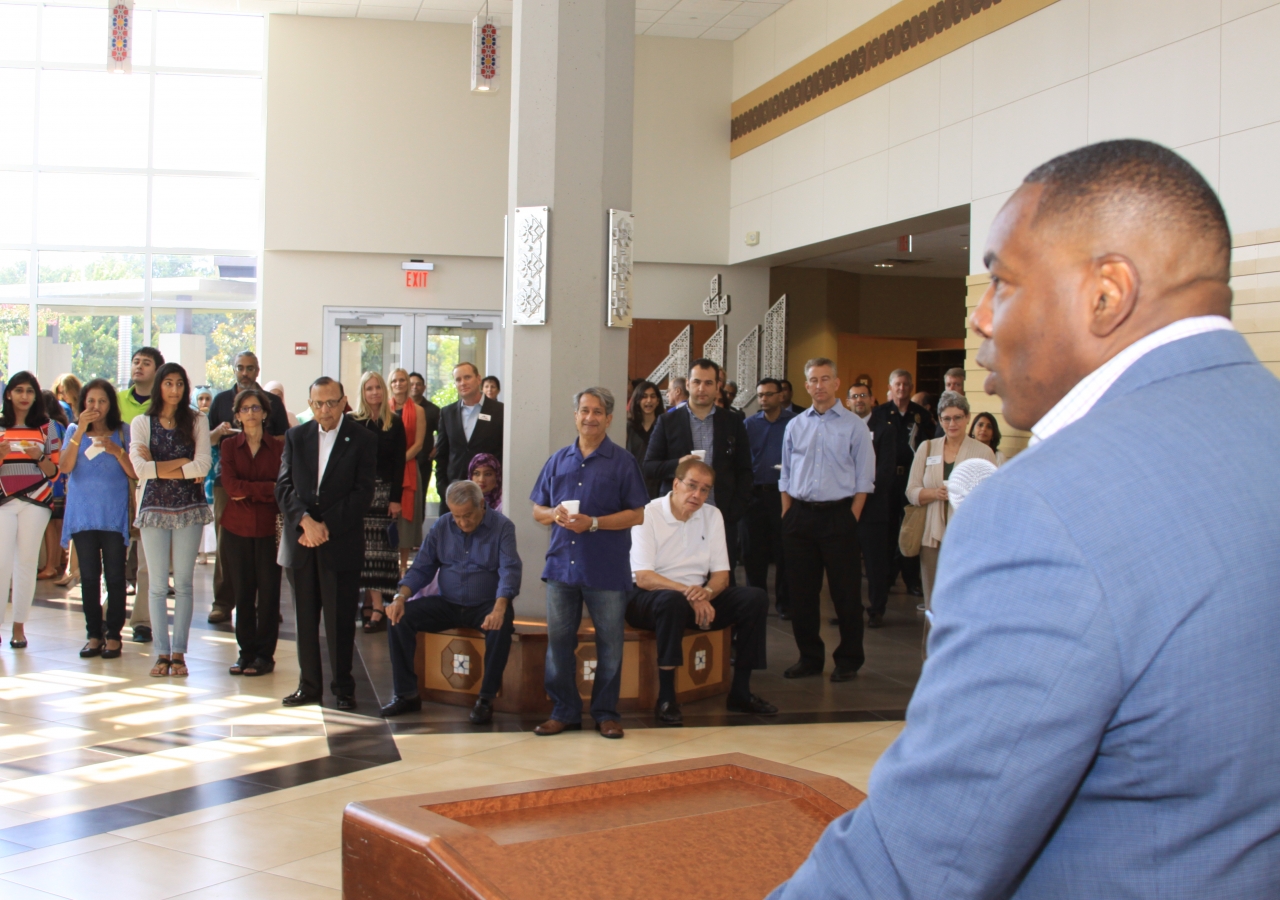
left=379, top=480, right=521, bottom=725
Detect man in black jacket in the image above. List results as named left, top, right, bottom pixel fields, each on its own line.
left=434, top=362, right=503, bottom=499
left=868, top=369, right=931, bottom=597
left=849, top=383, right=897, bottom=627
left=644, top=359, right=753, bottom=580
left=276, top=377, right=377, bottom=711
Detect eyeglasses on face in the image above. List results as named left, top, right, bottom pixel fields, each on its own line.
left=679, top=479, right=713, bottom=498
left=940, top=414, right=967, bottom=425
left=756, top=390, right=779, bottom=399
left=237, top=405, right=264, bottom=415
left=309, top=398, right=344, bottom=410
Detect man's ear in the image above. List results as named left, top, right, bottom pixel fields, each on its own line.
left=1089, top=254, right=1140, bottom=338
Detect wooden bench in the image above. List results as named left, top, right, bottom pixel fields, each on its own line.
left=415, top=618, right=732, bottom=714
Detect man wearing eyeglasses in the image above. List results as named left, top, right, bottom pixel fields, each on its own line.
left=206, top=351, right=292, bottom=625
left=742, top=378, right=795, bottom=619
left=276, top=377, right=377, bottom=711
left=626, top=458, right=776, bottom=726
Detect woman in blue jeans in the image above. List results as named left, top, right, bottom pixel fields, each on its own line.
left=61, top=380, right=135, bottom=659
left=129, top=363, right=212, bottom=677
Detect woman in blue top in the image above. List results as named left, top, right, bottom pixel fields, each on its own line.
left=60, top=380, right=135, bottom=659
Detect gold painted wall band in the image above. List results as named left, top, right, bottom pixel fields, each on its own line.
left=729, top=0, right=1060, bottom=159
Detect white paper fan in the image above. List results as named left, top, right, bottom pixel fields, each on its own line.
left=947, top=458, right=999, bottom=511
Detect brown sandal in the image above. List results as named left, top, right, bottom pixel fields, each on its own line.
left=170, top=654, right=189, bottom=678
left=150, top=656, right=171, bottom=677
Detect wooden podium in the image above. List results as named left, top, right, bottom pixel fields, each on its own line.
left=343, top=753, right=864, bottom=900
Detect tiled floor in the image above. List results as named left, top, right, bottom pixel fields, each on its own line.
left=0, top=564, right=919, bottom=899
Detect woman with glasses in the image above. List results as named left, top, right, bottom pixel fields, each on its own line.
left=906, top=391, right=995, bottom=623
left=61, top=379, right=135, bottom=659
left=354, top=372, right=406, bottom=633
left=220, top=389, right=284, bottom=676
left=130, top=363, right=213, bottom=678
left=0, top=372, right=63, bottom=649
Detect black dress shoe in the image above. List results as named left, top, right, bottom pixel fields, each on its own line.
left=335, top=696, right=357, bottom=711
left=132, top=625, right=152, bottom=643
left=379, top=695, right=422, bottom=717
left=654, top=700, right=683, bottom=727
left=867, top=612, right=884, bottom=629
left=726, top=693, right=779, bottom=715
left=469, top=697, right=493, bottom=725
left=101, top=640, right=123, bottom=659
left=79, top=641, right=103, bottom=658
left=830, top=666, right=860, bottom=683
left=282, top=689, right=321, bottom=707
left=784, top=661, right=823, bottom=679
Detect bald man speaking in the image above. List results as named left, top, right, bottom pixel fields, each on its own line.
left=769, top=141, right=1280, bottom=898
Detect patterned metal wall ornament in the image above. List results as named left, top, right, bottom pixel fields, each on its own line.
left=470, top=7, right=499, bottom=92
left=646, top=325, right=693, bottom=386
left=761, top=294, right=788, bottom=380
left=733, top=325, right=760, bottom=410
left=511, top=206, right=549, bottom=325
left=702, top=274, right=730, bottom=317
left=107, top=0, right=133, bottom=74
left=607, top=209, right=634, bottom=328
left=702, top=324, right=726, bottom=368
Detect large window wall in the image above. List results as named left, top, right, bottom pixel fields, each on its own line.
left=0, top=3, right=261, bottom=389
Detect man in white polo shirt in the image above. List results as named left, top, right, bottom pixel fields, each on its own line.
left=626, top=457, right=777, bottom=726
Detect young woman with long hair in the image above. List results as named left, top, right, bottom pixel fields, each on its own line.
left=38, top=390, right=70, bottom=583
left=61, top=379, right=135, bottom=659
left=388, top=368, right=426, bottom=573
left=0, top=371, right=61, bottom=648
left=129, top=362, right=212, bottom=677
left=626, top=380, right=664, bottom=497
left=354, top=371, right=405, bottom=633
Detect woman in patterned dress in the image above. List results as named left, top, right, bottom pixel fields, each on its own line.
left=0, top=371, right=63, bottom=649
left=354, top=371, right=405, bottom=633
left=130, top=363, right=213, bottom=678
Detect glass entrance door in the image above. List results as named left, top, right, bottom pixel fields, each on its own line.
left=339, top=323, right=401, bottom=399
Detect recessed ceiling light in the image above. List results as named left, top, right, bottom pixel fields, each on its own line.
left=874, top=262, right=894, bottom=268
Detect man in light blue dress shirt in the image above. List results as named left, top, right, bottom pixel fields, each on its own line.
left=768, top=141, right=1280, bottom=899
left=777, top=358, right=875, bottom=682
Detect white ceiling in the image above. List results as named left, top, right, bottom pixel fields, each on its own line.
left=139, top=0, right=792, bottom=35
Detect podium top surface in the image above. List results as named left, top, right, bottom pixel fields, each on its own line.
left=343, top=753, right=866, bottom=900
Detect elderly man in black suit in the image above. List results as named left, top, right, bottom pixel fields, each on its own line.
left=434, top=362, right=503, bottom=499
left=848, top=383, right=898, bottom=628
left=644, top=359, right=753, bottom=581
left=276, top=376, right=377, bottom=711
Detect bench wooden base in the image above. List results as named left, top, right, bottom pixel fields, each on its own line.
left=415, top=618, right=733, bottom=714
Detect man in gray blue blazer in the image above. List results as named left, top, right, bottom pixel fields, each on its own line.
left=769, top=141, right=1280, bottom=898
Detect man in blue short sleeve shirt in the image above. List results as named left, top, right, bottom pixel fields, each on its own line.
left=530, top=386, right=648, bottom=740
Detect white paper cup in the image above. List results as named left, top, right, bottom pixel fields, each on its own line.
left=561, top=500, right=580, bottom=516
left=690, top=450, right=706, bottom=461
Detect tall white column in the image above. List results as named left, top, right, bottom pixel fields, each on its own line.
left=502, top=0, right=636, bottom=607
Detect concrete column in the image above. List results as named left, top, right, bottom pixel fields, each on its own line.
left=502, top=0, right=636, bottom=607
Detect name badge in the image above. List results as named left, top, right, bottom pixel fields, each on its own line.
left=478, top=413, right=491, bottom=421
left=926, top=455, right=942, bottom=466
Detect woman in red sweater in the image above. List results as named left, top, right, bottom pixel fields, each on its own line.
left=219, top=388, right=284, bottom=676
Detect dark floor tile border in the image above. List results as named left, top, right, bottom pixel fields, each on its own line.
left=0, top=642, right=400, bottom=858
left=386, top=708, right=907, bottom=735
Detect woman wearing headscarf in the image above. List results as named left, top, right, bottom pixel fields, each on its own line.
left=467, top=452, right=502, bottom=513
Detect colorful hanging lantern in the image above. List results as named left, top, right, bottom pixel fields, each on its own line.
left=108, top=0, right=133, bottom=74
left=471, top=10, right=498, bottom=93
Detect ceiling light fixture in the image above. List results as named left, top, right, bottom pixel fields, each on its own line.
left=471, top=1, right=499, bottom=93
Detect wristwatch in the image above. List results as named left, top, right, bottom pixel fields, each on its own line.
left=589, top=516, right=599, bottom=533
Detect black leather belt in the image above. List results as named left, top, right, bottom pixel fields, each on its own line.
left=794, top=497, right=852, bottom=510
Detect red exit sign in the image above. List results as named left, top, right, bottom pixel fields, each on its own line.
left=405, top=270, right=429, bottom=288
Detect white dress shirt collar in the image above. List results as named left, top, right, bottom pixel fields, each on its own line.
left=1030, top=315, right=1234, bottom=446
left=316, top=418, right=341, bottom=484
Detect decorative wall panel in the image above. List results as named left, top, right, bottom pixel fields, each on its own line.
left=702, top=273, right=730, bottom=317
left=761, top=295, right=787, bottom=381
left=646, top=325, right=693, bottom=386
left=607, top=209, right=634, bottom=328
left=734, top=325, right=759, bottom=410
left=511, top=206, right=548, bottom=325
left=702, top=324, right=726, bottom=368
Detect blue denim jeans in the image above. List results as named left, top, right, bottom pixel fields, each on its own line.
left=140, top=523, right=203, bottom=655
left=544, top=581, right=627, bottom=724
